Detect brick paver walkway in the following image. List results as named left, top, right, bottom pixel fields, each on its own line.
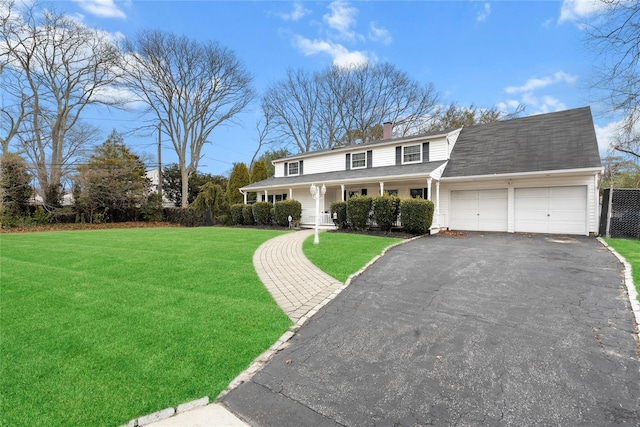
left=253, top=229, right=344, bottom=323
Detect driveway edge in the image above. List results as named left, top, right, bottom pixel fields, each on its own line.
left=215, top=234, right=422, bottom=403
left=598, top=238, right=640, bottom=342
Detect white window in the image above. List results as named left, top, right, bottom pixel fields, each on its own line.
left=351, top=152, right=366, bottom=169
left=288, top=161, right=299, bottom=176
left=403, top=144, right=421, bottom=163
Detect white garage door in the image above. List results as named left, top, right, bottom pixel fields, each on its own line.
left=450, top=189, right=508, bottom=232
left=514, top=186, right=587, bottom=235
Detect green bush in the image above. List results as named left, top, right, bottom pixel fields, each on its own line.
left=274, top=199, right=302, bottom=227
left=230, top=204, right=244, bottom=225
left=372, top=194, right=400, bottom=231
left=163, top=207, right=203, bottom=227
left=32, top=206, right=50, bottom=225
left=242, top=204, right=255, bottom=225
left=330, top=201, right=348, bottom=229
left=141, top=193, right=164, bottom=222
left=346, top=195, right=372, bottom=230
left=400, top=198, right=434, bottom=234
left=252, top=201, right=273, bottom=225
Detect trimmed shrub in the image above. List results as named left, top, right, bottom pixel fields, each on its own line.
left=400, top=198, right=434, bottom=235
left=330, top=201, right=348, bottom=229
left=346, top=195, right=372, bottom=230
left=242, top=204, right=255, bottom=225
left=230, top=204, right=244, bottom=225
left=372, top=194, right=400, bottom=231
left=274, top=199, right=302, bottom=227
left=163, top=207, right=203, bottom=227
left=252, top=201, right=273, bottom=225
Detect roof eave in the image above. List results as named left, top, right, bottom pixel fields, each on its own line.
left=441, top=166, right=603, bottom=182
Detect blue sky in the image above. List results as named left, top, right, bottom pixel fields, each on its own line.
left=57, top=0, right=617, bottom=176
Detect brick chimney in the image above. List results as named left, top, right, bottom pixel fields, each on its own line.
left=383, top=122, right=393, bottom=140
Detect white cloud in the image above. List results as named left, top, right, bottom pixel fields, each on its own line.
left=71, top=0, right=126, bottom=19
left=277, top=2, right=310, bottom=22
left=293, top=35, right=370, bottom=68
left=505, top=71, right=577, bottom=94
left=368, top=22, right=392, bottom=45
left=558, top=0, right=605, bottom=23
left=476, top=2, right=491, bottom=23
left=323, top=0, right=358, bottom=40
left=594, top=118, right=625, bottom=154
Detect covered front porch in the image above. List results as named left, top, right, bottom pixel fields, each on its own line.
left=245, top=176, right=445, bottom=229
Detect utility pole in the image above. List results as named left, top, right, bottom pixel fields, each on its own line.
left=157, top=123, right=162, bottom=201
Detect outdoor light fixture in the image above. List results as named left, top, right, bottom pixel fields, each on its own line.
left=310, top=183, right=326, bottom=244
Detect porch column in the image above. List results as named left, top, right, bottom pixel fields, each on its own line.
left=341, top=184, right=345, bottom=201
left=242, top=191, right=247, bottom=204
left=379, top=181, right=384, bottom=195
left=264, top=190, right=268, bottom=202
left=289, top=188, right=293, bottom=200
left=426, top=178, right=432, bottom=200
left=435, top=180, right=440, bottom=228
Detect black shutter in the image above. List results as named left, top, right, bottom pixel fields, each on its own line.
left=396, top=146, right=402, bottom=165
left=282, top=193, right=287, bottom=200
left=343, top=190, right=347, bottom=201
left=422, top=142, right=429, bottom=162
left=424, top=188, right=429, bottom=200
left=345, top=153, right=351, bottom=170
left=361, top=189, right=367, bottom=196
left=367, top=150, right=372, bottom=168
left=299, top=160, right=303, bottom=175
left=284, top=162, right=288, bottom=176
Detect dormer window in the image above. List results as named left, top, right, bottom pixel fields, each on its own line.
left=403, top=144, right=422, bottom=164
left=288, top=161, right=299, bottom=176
left=351, top=152, right=366, bottom=169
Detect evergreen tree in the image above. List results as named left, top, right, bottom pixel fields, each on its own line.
left=74, top=130, right=150, bottom=222
left=227, top=162, right=250, bottom=206
left=0, top=153, right=32, bottom=221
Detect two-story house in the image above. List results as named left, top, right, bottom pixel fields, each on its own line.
left=240, top=106, right=603, bottom=236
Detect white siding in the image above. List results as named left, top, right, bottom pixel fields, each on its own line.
left=372, top=146, right=396, bottom=167
left=274, top=162, right=285, bottom=178
left=304, top=152, right=345, bottom=175
left=429, top=139, right=449, bottom=162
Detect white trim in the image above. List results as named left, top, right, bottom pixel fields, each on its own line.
left=402, top=144, right=422, bottom=164
left=351, top=152, right=367, bottom=169
left=287, top=161, right=300, bottom=176
left=440, top=166, right=603, bottom=182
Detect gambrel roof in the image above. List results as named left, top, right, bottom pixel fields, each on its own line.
left=442, top=106, right=601, bottom=178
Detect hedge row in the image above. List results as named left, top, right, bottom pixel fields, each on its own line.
left=230, top=200, right=302, bottom=227
left=330, top=195, right=433, bottom=234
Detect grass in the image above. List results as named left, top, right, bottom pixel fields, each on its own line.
left=605, top=238, right=640, bottom=303
left=0, top=227, right=292, bottom=427
left=303, top=231, right=403, bottom=282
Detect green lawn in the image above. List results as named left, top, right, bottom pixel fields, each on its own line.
left=303, top=232, right=403, bottom=282
left=605, top=238, right=640, bottom=303
left=0, top=227, right=292, bottom=427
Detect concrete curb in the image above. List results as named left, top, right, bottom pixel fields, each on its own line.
left=121, top=397, right=209, bottom=427
left=598, top=238, right=640, bottom=341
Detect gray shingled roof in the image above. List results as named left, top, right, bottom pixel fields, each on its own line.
left=442, top=106, right=602, bottom=177
left=242, top=160, right=448, bottom=190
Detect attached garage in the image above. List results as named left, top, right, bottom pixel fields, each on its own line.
left=450, top=189, right=508, bottom=232
left=514, top=186, right=587, bottom=235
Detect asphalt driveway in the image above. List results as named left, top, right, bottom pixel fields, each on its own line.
left=223, top=233, right=640, bottom=426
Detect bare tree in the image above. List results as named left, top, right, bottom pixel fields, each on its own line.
left=587, top=0, right=640, bottom=159
left=262, top=63, right=441, bottom=153
left=424, top=102, right=526, bottom=133
left=121, top=30, right=254, bottom=207
left=0, top=0, right=122, bottom=204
